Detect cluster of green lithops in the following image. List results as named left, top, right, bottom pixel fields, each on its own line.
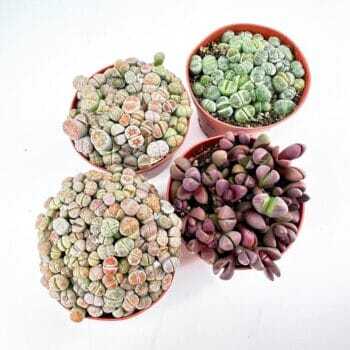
left=36, top=168, right=181, bottom=322
left=189, top=30, right=306, bottom=127
left=63, top=53, right=192, bottom=172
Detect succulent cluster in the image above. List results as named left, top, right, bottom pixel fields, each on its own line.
left=36, top=168, right=181, bottom=322
left=189, top=31, right=306, bottom=127
left=64, top=53, right=192, bottom=172
left=169, top=132, right=309, bottom=280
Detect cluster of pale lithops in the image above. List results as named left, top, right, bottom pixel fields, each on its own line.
left=190, top=30, right=306, bottom=127
left=36, top=168, right=181, bottom=322
left=63, top=53, right=192, bottom=172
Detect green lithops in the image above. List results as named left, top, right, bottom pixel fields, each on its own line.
left=203, top=85, right=221, bottom=101
left=216, top=96, right=233, bottom=118
left=201, top=99, right=217, bottom=113
left=64, top=54, right=192, bottom=172
left=190, top=55, right=202, bottom=75
left=36, top=169, right=181, bottom=322
left=230, top=90, right=251, bottom=108
left=189, top=30, right=306, bottom=126
left=202, top=55, right=217, bottom=75
left=218, top=79, right=238, bottom=96
left=273, top=99, right=296, bottom=116
left=235, top=105, right=255, bottom=123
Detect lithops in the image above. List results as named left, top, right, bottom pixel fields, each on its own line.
left=64, top=53, right=192, bottom=172
left=36, top=168, right=181, bottom=322
left=170, top=132, right=309, bottom=281
left=189, top=30, right=306, bottom=127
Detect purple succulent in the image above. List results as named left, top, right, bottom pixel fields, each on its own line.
left=256, top=247, right=282, bottom=281
left=239, top=225, right=258, bottom=249
left=212, top=150, right=228, bottom=167
left=170, top=157, right=192, bottom=180
left=263, top=222, right=298, bottom=252
left=252, top=193, right=289, bottom=219
left=279, top=143, right=306, bottom=161
left=217, top=206, right=237, bottom=232
left=182, top=167, right=201, bottom=192
left=202, top=168, right=222, bottom=186
left=252, top=148, right=274, bottom=167
left=256, top=165, right=280, bottom=188
left=218, top=231, right=241, bottom=251
left=244, top=210, right=267, bottom=230
left=213, top=256, right=235, bottom=280
left=193, top=185, right=208, bottom=204
left=169, top=132, right=309, bottom=282
left=234, top=173, right=256, bottom=188
left=279, top=166, right=305, bottom=182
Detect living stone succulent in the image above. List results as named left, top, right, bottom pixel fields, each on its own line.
left=169, top=132, right=309, bottom=280
left=64, top=53, right=192, bottom=172
left=36, top=168, right=181, bottom=322
left=189, top=31, right=306, bottom=127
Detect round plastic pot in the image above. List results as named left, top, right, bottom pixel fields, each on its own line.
left=69, top=65, right=192, bottom=178
left=186, top=23, right=311, bottom=137
left=166, top=135, right=305, bottom=270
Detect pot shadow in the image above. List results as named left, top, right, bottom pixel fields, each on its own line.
left=179, top=243, right=198, bottom=266
left=163, top=243, right=216, bottom=308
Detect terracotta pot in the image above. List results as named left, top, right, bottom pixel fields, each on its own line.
left=186, top=23, right=311, bottom=137
left=166, top=135, right=305, bottom=270
left=69, top=66, right=192, bottom=179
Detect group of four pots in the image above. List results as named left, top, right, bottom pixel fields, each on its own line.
left=64, top=24, right=310, bottom=320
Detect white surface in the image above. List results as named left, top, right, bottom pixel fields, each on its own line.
left=1, top=0, right=349, bottom=349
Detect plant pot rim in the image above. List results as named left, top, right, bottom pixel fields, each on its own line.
left=166, top=134, right=305, bottom=269
left=69, top=65, right=192, bottom=177
left=186, top=23, right=311, bottom=134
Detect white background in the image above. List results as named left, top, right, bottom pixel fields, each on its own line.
left=1, top=0, right=349, bottom=349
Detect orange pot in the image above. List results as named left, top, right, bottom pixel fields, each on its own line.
left=186, top=24, right=311, bottom=137
left=166, top=135, right=305, bottom=271
left=69, top=66, right=192, bottom=179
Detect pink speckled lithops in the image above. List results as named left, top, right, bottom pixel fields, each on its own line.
left=140, top=63, right=152, bottom=74
left=128, top=134, right=144, bottom=149
left=127, top=248, right=143, bottom=266
left=125, top=125, right=141, bottom=140
left=102, top=193, right=115, bottom=206
left=147, top=140, right=169, bottom=158
left=74, top=136, right=93, bottom=156
left=143, top=72, right=161, bottom=86
left=162, top=274, right=173, bottom=291
left=118, top=113, right=131, bottom=127
left=128, top=269, right=147, bottom=286
left=151, top=90, right=167, bottom=103
left=145, top=110, right=160, bottom=122
left=148, top=100, right=162, bottom=114
left=102, top=257, right=119, bottom=275
left=90, top=129, right=112, bottom=152
left=163, top=100, right=177, bottom=113
left=121, top=198, right=140, bottom=216
left=122, top=96, right=141, bottom=114
left=63, top=119, right=88, bottom=140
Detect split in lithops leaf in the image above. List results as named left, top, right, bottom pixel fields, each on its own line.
left=64, top=54, right=192, bottom=172
left=36, top=168, right=181, bottom=322
left=189, top=30, right=307, bottom=127
left=169, top=132, right=309, bottom=281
